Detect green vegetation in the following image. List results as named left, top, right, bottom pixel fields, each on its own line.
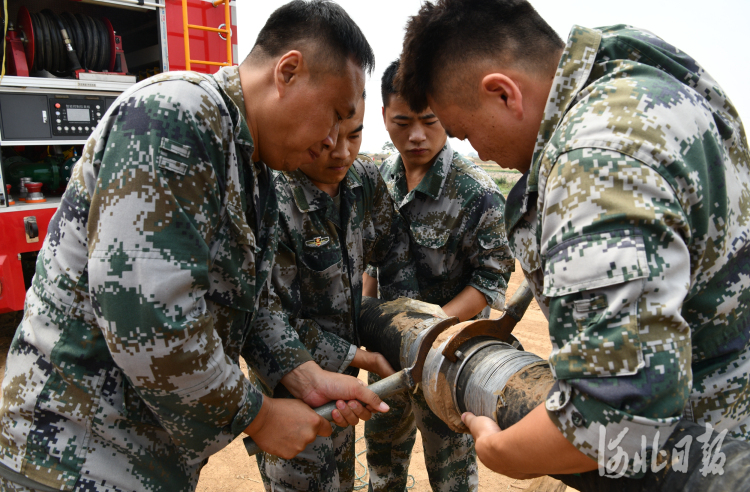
left=493, top=176, right=514, bottom=196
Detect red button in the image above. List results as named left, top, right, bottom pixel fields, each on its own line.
left=55, top=103, right=61, bottom=108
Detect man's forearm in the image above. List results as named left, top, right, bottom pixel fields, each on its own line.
left=442, top=285, right=488, bottom=322
left=468, top=404, right=599, bottom=478
left=362, top=271, right=378, bottom=297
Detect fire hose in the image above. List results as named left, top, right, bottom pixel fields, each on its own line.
left=17, top=7, right=116, bottom=75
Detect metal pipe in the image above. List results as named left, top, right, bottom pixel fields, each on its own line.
left=359, top=297, right=750, bottom=492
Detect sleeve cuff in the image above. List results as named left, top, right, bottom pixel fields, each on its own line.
left=467, top=279, right=506, bottom=311
left=339, top=344, right=358, bottom=373
left=230, top=377, right=265, bottom=437
left=254, top=337, right=315, bottom=390
left=545, top=380, right=681, bottom=478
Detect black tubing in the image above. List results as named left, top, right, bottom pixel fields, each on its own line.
left=24, top=10, right=112, bottom=74
left=36, top=12, right=52, bottom=72
left=359, top=296, right=453, bottom=371
left=79, top=13, right=97, bottom=70
left=30, top=13, right=42, bottom=71
left=94, top=17, right=109, bottom=71
left=61, top=13, right=84, bottom=65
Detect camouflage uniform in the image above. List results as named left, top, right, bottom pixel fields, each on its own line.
left=245, top=157, right=418, bottom=491
left=366, top=143, right=513, bottom=491
left=504, top=25, right=750, bottom=477
left=0, top=66, right=313, bottom=491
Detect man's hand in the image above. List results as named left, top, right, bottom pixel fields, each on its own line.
left=281, top=361, right=390, bottom=424
left=351, top=348, right=396, bottom=379
left=461, top=405, right=599, bottom=478
left=245, top=396, right=332, bottom=460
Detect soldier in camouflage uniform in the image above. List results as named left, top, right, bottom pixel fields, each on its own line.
left=246, top=95, right=420, bottom=492
left=397, top=0, right=750, bottom=480
left=363, top=60, right=514, bottom=492
left=0, top=2, right=389, bottom=490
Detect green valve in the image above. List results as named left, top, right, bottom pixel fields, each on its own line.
left=4, top=156, right=76, bottom=192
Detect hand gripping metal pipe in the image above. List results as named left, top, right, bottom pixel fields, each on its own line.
left=358, top=285, right=750, bottom=492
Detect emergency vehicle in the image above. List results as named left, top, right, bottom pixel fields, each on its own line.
left=0, top=0, right=238, bottom=314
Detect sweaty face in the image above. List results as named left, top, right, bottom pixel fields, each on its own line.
left=265, top=57, right=365, bottom=172
left=298, top=97, right=365, bottom=193
left=383, top=95, right=447, bottom=168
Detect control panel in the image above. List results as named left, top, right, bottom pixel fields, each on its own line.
left=0, top=93, right=117, bottom=143
left=49, top=97, right=107, bottom=137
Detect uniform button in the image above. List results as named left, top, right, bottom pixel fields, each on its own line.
left=571, top=411, right=586, bottom=427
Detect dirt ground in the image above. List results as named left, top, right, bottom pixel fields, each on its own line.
left=0, top=262, right=567, bottom=491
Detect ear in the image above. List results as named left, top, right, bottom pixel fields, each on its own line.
left=274, top=50, right=305, bottom=97
left=382, top=106, right=386, bottom=125
left=480, top=73, right=524, bottom=120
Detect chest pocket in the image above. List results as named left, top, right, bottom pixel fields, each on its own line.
left=410, top=224, right=450, bottom=277
left=298, top=243, right=345, bottom=314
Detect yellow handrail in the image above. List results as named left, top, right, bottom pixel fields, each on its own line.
left=182, top=0, right=233, bottom=71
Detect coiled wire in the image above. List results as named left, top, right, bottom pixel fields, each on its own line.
left=461, top=345, right=543, bottom=418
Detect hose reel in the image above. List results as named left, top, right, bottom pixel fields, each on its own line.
left=17, top=7, right=117, bottom=76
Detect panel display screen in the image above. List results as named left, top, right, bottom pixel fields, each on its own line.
left=67, top=108, right=91, bottom=122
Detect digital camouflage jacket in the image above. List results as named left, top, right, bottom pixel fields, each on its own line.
left=504, top=25, right=750, bottom=476
left=0, top=66, right=312, bottom=491
left=244, top=157, right=419, bottom=390
left=371, top=143, right=513, bottom=311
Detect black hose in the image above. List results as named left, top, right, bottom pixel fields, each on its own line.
left=30, top=13, right=42, bottom=72
left=94, top=17, right=109, bottom=72
left=62, top=13, right=85, bottom=67
left=24, top=9, right=113, bottom=75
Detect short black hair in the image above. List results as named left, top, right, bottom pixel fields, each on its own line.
left=380, top=59, right=400, bottom=107
left=398, top=0, right=564, bottom=111
left=250, top=0, right=374, bottom=76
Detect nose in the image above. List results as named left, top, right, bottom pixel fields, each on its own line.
left=323, top=122, right=340, bottom=150
left=409, top=124, right=426, bottom=144
left=330, top=136, right=350, bottom=161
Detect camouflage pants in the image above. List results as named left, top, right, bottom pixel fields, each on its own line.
left=365, top=374, right=478, bottom=492
left=256, top=423, right=355, bottom=491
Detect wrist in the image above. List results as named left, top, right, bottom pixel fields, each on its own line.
left=281, top=360, right=322, bottom=400
left=244, top=395, right=272, bottom=437
left=350, top=348, right=370, bottom=371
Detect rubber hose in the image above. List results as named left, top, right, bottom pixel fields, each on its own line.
left=94, top=17, right=108, bottom=71
left=30, top=13, right=42, bottom=71
left=77, top=13, right=95, bottom=69
left=359, top=296, right=449, bottom=371
left=43, top=10, right=64, bottom=73
left=62, top=12, right=85, bottom=67
left=36, top=12, right=52, bottom=72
